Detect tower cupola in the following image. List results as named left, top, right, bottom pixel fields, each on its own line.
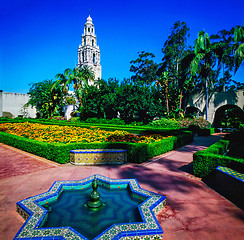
left=77, top=15, right=101, bottom=80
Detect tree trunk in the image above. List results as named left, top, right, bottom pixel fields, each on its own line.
left=223, top=63, right=226, bottom=92
left=165, top=81, right=169, bottom=115
left=179, top=89, right=183, bottom=116
left=205, top=78, right=208, bottom=121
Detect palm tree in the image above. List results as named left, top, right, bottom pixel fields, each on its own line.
left=234, top=26, right=244, bottom=73
left=70, top=66, right=95, bottom=106
left=190, top=31, right=217, bottom=121
left=52, top=66, right=95, bottom=107
left=52, top=68, right=71, bottom=94
left=212, top=40, right=229, bottom=91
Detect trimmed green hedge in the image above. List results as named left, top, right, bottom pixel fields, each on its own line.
left=187, top=125, right=215, bottom=136
left=198, top=128, right=215, bottom=136
left=193, top=140, right=244, bottom=177
left=0, top=131, right=193, bottom=164
left=0, top=118, right=189, bottom=135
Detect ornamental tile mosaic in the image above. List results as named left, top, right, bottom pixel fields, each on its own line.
left=14, top=175, right=166, bottom=240
left=217, top=166, right=244, bottom=182
left=70, top=149, right=127, bottom=165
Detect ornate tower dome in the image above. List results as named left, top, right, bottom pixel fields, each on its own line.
left=86, top=15, right=93, bottom=23
left=77, top=15, right=102, bottom=80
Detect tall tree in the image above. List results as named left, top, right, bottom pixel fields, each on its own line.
left=210, top=26, right=244, bottom=91
left=160, top=21, right=191, bottom=113
left=156, top=71, right=170, bottom=115
left=80, top=78, right=120, bottom=119
left=130, top=51, right=158, bottom=85
left=210, top=28, right=236, bottom=91
left=99, top=78, right=120, bottom=119
left=117, top=78, right=156, bottom=123
left=190, top=30, right=220, bottom=120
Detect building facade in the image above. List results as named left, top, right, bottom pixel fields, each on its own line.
left=0, top=92, right=36, bottom=118
left=77, top=15, right=102, bottom=80
left=186, top=89, right=244, bottom=124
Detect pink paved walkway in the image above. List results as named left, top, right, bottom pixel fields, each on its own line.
left=0, top=134, right=243, bottom=240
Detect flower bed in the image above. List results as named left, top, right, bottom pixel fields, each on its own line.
left=0, top=122, right=193, bottom=164
left=0, top=122, right=169, bottom=144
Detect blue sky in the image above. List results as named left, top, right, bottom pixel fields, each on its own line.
left=0, top=0, right=243, bottom=93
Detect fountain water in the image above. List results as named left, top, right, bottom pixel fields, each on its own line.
left=15, top=175, right=166, bottom=240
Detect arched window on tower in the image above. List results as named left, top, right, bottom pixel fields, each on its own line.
left=92, top=39, right=94, bottom=46
left=84, top=38, right=86, bottom=45
left=82, top=52, right=84, bottom=62
left=92, top=28, right=93, bottom=33
left=88, top=28, right=90, bottom=32
left=93, top=53, right=95, bottom=63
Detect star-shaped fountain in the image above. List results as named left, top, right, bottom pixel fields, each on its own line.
left=14, top=175, right=166, bottom=240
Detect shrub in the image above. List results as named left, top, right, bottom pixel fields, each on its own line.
left=225, top=129, right=244, bottom=159
left=65, top=96, right=76, bottom=105
left=193, top=139, right=244, bottom=177
left=205, top=140, right=229, bottom=154
left=179, top=117, right=211, bottom=129
left=198, top=128, right=215, bottom=136
left=129, top=121, right=144, bottom=126
left=51, top=116, right=65, bottom=120
left=69, top=117, right=80, bottom=123
left=83, top=118, right=126, bottom=125
left=0, top=117, right=12, bottom=121
left=149, top=118, right=180, bottom=129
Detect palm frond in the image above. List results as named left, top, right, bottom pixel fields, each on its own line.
left=51, top=79, right=61, bottom=91
left=190, top=53, right=205, bottom=75
left=234, top=26, right=244, bottom=43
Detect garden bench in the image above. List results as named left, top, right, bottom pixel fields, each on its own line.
left=217, top=128, right=236, bottom=133
left=215, top=166, right=244, bottom=209
left=70, top=149, right=127, bottom=165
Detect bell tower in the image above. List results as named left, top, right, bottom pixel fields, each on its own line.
left=77, top=15, right=102, bottom=80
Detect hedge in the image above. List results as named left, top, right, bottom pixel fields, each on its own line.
left=0, top=131, right=193, bottom=164
left=193, top=140, right=244, bottom=177
left=198, top=128, right=215, bottom=136
left=0, top=118, right=215, bottom=136
left=187, top=125, right=215, bottom=136
left=0, top=118, right=190, bottom=136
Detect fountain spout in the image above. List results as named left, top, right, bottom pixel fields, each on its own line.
left=86, top=176, right=104, bottom=210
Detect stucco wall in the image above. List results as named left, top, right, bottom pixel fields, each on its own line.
left=0, top=92, right=36, bottom=118
left=187, top=90, right=244, bottom=124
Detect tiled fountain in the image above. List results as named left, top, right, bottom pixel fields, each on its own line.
left=15, top=175, right=166, bottom=240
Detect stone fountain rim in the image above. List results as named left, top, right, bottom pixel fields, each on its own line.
left=15, top=175, right=166, bottom=240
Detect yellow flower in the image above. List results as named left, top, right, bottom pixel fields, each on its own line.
left=0, top=122, right=168, bottom=144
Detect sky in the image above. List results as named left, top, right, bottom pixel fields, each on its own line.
left=0, top=0, right=244, bottom=93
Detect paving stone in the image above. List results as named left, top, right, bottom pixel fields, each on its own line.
left=0, top=133, right=243, bottom=240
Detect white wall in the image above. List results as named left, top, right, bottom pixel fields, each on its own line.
left=0, top=92, right=36, bottom=118
left=63, top=105, right=75, bottom=120
left=187, top=90, right=244, bottom=123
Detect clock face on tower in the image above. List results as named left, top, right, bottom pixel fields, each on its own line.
left=78, top=15, right=101, bottom=80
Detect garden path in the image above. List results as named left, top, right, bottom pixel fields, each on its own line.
left=0, top=133, right=243, bottom=240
